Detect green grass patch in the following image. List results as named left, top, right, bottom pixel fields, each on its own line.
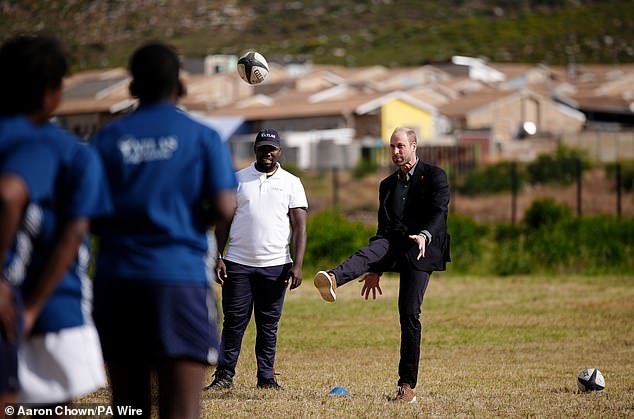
left=79, top=274, right=634, bottom=418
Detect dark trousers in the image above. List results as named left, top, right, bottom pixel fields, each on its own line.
left=217, top=260, right=290, bottom=380
left=331, top=237, right=431, bottom=389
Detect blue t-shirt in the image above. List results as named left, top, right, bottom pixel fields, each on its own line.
left=0, top=116, right=56, bottom=202
left=91, top=102, right=237, bottom=285
left=1, top=117, right=112, bottom=334
left=0, top=116, right=56, bottom=339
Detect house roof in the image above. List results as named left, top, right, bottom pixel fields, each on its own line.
left=204, top=87, right=439, bottom=121
left=179, top=72, right=253, bottom=110
left=593, top=73, right=634, bottom=96
left=63, top=76, right=128, bottom=100
left=56, top=68, right=252, bottom=115
left=427, top=62, right=470, bottom=78
left=369, top=66, right=452, bottom=92
left=355, top=91, right=437, bottom=115
left=403, top=86, right=452, bottom=107
left=438, top=88, right=516, bottom=117
left=442, top=87, right=586, bottom=122
left=56, top=97, right=136, bottom=115
left=568, top=94, right=633, bottom=113
left=206, top=90, right=386, bottom=120
left=544, top=64, right=634, bottom=116
left=551, top=64, right=634, bottom=92
left=53, top=58, right=634, bottom=125
left=487, top=63, right=539, bottom=80
left=56, top=68, right=132, bottom=115
left=436, top=76, right=488, bottom=95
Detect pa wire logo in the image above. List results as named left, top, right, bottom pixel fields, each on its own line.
left=4, top=404, right=144, bottom=417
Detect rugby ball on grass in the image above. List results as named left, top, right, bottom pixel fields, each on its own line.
left=577, top=368, right=605, bottom=392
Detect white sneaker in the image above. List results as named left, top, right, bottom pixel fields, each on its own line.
left=314, top=271, right=336, bottom=302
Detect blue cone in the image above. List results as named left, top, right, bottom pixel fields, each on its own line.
left=328, top=386, right=350, bottom=396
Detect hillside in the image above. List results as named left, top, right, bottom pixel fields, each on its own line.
left=1, top=0, right=633, bottom=71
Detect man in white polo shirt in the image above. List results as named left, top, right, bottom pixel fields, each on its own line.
left=205, top=128, right=307, bottom=390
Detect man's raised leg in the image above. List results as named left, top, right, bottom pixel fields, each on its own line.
left=314, top=237, right=390, bottom=302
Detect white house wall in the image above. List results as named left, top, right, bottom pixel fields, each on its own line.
left=284, top=128, right=355, bottom=169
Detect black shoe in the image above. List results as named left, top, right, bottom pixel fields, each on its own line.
left=204, top=371, right=234, bottom=390
left=257, top=377, right=283, bottom=390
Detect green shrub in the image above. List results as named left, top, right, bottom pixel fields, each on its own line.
left=492, top=239, right=533, bottom=276
left=522, top=212, right=634, bottom=274
left=352, top=158, right=379, bottom=179
left=524, top=218, right=580, bottom=271
left=526, top=145, right=590, bottom=185
left=281, top=163, right=303, bottom=177
left=605, top=161, right=634, bottom=192
left=494, top=223, right=522, bottom=241
left=491, top=223, right=533, bottom=275
left=523, top=198, right=572, bottom=231
left=305, top=209, right=375, bottom=270
left=456, top=161, right=524, bottom=196
left=522, top=200, right=576, bottom=271
left=569, top=216, right=634, bottom=274
left=304, top=208, right=634, bottom=277
left=446, top=214, right=488, bottom=273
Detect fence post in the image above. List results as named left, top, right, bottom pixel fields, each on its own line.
left=616, top=163, right=622, bottom=218
left=511, top=161, right=517, bottom=225
left=576, top=158, right=582, bottom=217
left=449, top=164, right=456, bottom=214
left=332, top=167, right=339, bottom=208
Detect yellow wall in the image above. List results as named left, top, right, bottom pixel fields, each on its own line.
left=381, top=99, right=432, bottom=142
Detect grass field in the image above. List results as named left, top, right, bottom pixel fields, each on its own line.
left=82, top=274, right=634, bottom=418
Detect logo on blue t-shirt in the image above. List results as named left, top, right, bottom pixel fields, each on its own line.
left=118, top=135, right=179, bottom=164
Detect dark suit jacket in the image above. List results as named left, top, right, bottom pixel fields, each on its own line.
left=376, top=160, right=451, bottom=272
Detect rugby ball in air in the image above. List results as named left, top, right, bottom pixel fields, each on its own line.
left=577, top=368, right=605, bottom=392
left=237, top=51, right=269, bottom=85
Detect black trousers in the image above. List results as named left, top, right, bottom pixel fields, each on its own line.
left=331, top=237, right=431, bottom=389
left=217, top=260, right=291, bottom=380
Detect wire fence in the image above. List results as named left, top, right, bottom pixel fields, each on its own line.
left=366, top=135, right=634, bottom=224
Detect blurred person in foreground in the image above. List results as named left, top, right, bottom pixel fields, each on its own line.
left=0, top=278, right=19, bottom=417
left=0, top=34, right=111, bottom=410
left=90, top=42, right=237, bottom=419
left=313, top=127, right=450, bottom=403
left=205, top=129, right=307, bottom=391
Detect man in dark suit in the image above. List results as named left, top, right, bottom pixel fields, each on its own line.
left=314, top=127, right=450, bottom=403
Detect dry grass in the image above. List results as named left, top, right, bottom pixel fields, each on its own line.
left=79, top=274, right=634, bottom=418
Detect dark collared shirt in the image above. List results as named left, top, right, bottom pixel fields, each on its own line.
left=387, top=160, right=432, bottom=244
left=389, top=160, right=418, bottom=225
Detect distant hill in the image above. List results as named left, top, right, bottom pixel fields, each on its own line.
left=1, top=0, right=633, bottom=71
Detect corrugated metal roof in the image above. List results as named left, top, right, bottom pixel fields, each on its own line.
left=63, top=76, right=128, bottom=99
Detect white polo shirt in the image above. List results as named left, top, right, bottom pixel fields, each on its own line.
left=224, top=162, right=308, bottom=267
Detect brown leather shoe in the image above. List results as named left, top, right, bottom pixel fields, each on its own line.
left=314, top=271, right=336, bottom=302
left=394, top=383, right=417, bottom=403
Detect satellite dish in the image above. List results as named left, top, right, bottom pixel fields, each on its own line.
left=522, top=121, right=537, bottom=136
